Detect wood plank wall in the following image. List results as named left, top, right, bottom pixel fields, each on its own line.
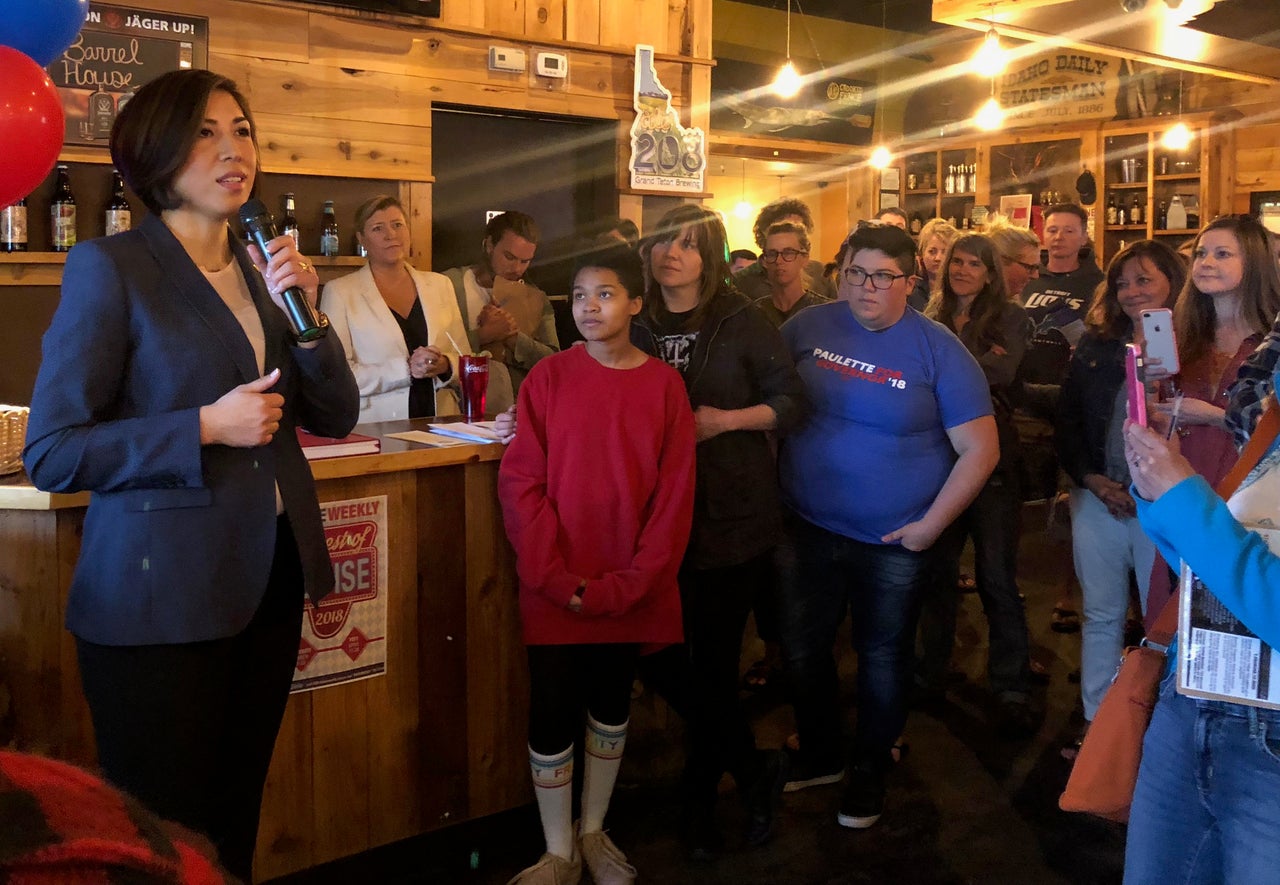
left=88, top=0, right=712, bottom=234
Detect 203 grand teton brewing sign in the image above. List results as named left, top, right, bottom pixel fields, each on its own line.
left=46, top=3, right=209, bottom=148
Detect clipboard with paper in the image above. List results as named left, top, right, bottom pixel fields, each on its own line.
left=1177, top=524, right=1280, bottom=710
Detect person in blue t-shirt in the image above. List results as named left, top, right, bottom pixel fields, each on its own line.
left=777, top=221, right=998, bottom=831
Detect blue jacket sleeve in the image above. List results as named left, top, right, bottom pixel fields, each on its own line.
left=1135, top=474, right=1280, bottom=649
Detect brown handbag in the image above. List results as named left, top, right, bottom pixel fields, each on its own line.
left=1059, top=398, right=1280, bottom=822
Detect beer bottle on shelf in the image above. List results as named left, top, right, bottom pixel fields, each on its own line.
left=282, top=193, right=300, bottom=248
left=944, top=165, right=956, bottom=195
left=104, top=169, right=131, bottom=237
left=1130, top=194, right=1143, bottom=227
left=1106, top=194, right=1118, bottom=225
left=909, top=213, right=922, bottom=236
left=320, top=200, right=339, bottom=257
left=1, top=197, right=28, bottom=253
left=1117, top=203, right=1127, bottom=226
left=1157, top=199, right=1168, bottom=230
left=50, top=164, right=77, bottom=253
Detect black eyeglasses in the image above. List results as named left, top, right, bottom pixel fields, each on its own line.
left=844, top=266, right=907, bottom=290
left=1006, top=257, right=1040, bottom=273
left=761, top=248, right=807, bottom=264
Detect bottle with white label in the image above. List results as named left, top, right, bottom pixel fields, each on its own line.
left=1, top=198, right=27, bottom=252
left=281, top=193, right=300, bottom=248
left=320, top=200, right=339, bottom=257
left=50, top=164, right=76, bottom=253
left=1166, top=194, right=1187, bottom=231
left=104, top=169, right=131, bottom=237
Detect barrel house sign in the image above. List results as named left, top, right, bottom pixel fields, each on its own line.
left=999, top=51, right=1121, bottom=127
left=48, top=3, right=209, bottom=147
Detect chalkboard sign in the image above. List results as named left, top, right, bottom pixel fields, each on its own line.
left=47, top=3, right=209, bottom=148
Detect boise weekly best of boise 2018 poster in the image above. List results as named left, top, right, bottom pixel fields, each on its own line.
left=292, top=495, right=389, bottom=693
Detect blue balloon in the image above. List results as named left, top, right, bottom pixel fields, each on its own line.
left=0, top=0, right=90, bottom=67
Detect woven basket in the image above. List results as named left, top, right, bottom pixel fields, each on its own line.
left=0, top=406, right=29, bottom=476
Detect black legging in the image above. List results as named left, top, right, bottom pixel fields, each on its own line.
left=76, top=514, right=305, bottom=883
left=526, top=643, right=639, bottom=755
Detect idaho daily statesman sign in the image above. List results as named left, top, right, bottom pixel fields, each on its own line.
left=999, top=51, right=1121, bottom=127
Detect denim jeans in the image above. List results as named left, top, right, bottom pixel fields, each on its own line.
left=917, top=468, right=1031, bottom=699
left=1071, top=487, right=1156, bottom=720
left=1125, top=671, right=1280, bottom=884
left=779, top=512, right=933, bottom=772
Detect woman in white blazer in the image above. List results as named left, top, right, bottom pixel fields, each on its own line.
left=323, top=195, right=471, bottom=422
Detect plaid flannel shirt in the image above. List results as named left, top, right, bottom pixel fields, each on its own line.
left=1226, top=319, right=1280, bottom=447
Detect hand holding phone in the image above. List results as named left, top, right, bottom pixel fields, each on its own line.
left=1125, top=343, right=1147, bottom=427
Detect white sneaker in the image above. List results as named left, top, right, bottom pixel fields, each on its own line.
left=506, top=850, right=582, bottom=885
left=579, top=829, right=637, bottom=885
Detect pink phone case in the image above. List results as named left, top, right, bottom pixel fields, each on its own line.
left=1125, top=343, right=1147, bottom=427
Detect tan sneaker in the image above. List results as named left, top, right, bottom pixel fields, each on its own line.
left=579, top=829, right=637, bottom=885
left=506, top=851, right=582, bottom=885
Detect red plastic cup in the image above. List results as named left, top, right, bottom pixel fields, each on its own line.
left=459, top=354, right=489, bottom=420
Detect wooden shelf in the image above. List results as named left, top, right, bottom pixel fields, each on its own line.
left=905, top=188, right=938, bottom=195
left=0, top=253, right=367, bottom=286
left=942, top=191, right=977, bottom=198
left=1155, top=173, right=1200, bottom=181
left=1105, top=224, right=1148, bottom=231
left=1108, top=182, right=1147, bottom=190
left=1154, top=228, right=1198, bottom=236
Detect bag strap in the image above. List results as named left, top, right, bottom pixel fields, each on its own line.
left=1145, top=395, right=1280, bottom=647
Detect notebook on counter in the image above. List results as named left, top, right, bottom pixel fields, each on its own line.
left=424, top=421, right=503, bottom=444
left=296, top=428, right=382, bottom=459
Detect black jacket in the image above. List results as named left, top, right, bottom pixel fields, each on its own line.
left=632, top=288, right=806, bottom=569
left=1054, top=331, right=1126, bottom=488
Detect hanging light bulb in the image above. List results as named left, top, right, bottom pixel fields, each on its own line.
left=773, top=61, right=802, bottom=98
left=772, top=1, right=802, bottom=98
left=1161, top=73, right=1191, bottom=151
left=1162, top=121, right=1192, bottom=151
left=734, top=160, right=753, bottom=218
left=869, top=146, right=893, bottom=169
left=975, top=95, right=1004, bottom=130
left=972, top=27, right=1006, bottom=78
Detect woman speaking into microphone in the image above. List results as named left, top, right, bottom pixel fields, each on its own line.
left=23, top=69, right=359, bottom=881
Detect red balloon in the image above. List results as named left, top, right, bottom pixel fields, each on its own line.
left=0, top=47, right=65, bottom=209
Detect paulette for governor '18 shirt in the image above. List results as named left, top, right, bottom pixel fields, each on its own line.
left=780, top=302, right=992, bottom=544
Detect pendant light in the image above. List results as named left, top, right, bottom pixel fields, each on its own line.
left=772, top=1, right=802, bottom=98
left=1161, top=72, right=1192, bottom=151
left=869, top=0, right=892, bottom=170
left=971, top=5, right=1006, bottom=78
left=733, top=160, right=753, bottom=219
left=974, top=78, right=1004, bottom=130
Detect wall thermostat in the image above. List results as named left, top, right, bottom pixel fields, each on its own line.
left=536, top=52, right=568, bottom=79
left=488, top=47, right=526, bottom=73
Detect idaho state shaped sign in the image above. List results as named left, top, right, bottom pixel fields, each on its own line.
left=630, top=44, right=706, bottom=194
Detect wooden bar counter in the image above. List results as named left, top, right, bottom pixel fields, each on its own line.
left=0, top=420, right=529, bottom=880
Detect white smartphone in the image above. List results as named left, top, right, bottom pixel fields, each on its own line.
left=1140, top=308, right=1180, bottom=376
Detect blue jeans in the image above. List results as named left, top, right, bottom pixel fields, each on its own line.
left=1125, top=670, right=1280, bottom=884
left=779, top=512, right=932, bottom=772
left=918, top=469, right=1030, bottom=699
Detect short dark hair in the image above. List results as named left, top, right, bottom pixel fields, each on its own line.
left=730, top=249, right=758, bottom=263
left=111, top=69, right=259, bottom=216
left=485, top=211, right=540, bottom=246
left=1044, top=202, right=1089, bottom=227
left=877, top=206, right=909, bottom=225
left=573, top=243, right=645, bottom=301
left=841, top=221, right=918, bottom=276
left=354, top=194, right=403, bottom=234
left=753, top=198, right=814, bottom=249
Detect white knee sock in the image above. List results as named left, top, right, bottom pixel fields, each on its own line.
left=581, top=715, right=628, bottom=834
left=530, top=744, right=575, bottom=859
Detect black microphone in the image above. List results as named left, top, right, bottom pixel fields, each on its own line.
left=239, top=198, right=326, bottom=342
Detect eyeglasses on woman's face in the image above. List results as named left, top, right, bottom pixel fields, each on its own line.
left=761, top=248, right=807, bottom=264
left=843, top=265, right=907, bottom=290
left=1005, top=257, right=1040, bottom=274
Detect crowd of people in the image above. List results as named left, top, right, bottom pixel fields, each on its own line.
left=16, top=67, right=1280, bottom=885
